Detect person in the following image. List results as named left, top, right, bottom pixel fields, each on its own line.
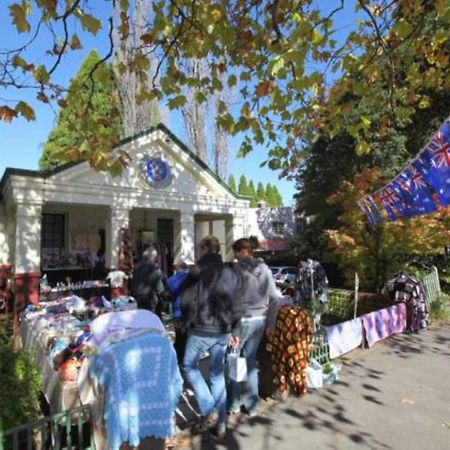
left=228, top=236, right=278, bottom=416
left=166, top=261, right=192, bottom=364
left=181, top=235, right=243, bottom=439
left=131, top=247, right=164, bottom=314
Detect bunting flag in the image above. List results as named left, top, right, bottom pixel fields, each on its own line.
left=358, top=196, right=380, bottom=226
left=376, top=187, right=399, bottom=221
left=360, top=116, right=449, bottom=223
left=393, top=165, right=437, bottom=216
left=416, top=120, right=450, bottom=206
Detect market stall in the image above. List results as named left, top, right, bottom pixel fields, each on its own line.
left=20, top=294, right=182, bottom=449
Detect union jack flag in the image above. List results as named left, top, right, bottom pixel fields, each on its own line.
left=377, top=187, right=398, bottom=220
left=378, top=187, right=398, bottom=205
left=418, top=119, right=450, bottom=206
left=410, top=166, right=427, bottom=190
left=428, top=128, right=450, bottom=168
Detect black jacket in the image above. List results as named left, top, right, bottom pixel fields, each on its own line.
left=131, top=260, right=164, bottom=302
left=181, top=253, right=243, bottom=335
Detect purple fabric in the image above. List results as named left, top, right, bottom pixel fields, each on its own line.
left=361, top=303, right=407, bottom=348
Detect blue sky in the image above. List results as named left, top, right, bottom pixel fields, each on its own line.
left=0, top=1, right=359, bottom=206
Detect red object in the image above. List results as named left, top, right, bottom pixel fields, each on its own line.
left=13, top=271, right=41, bottom=333
left=0, top=264, right=13, bottom=312
left=14, top=272, right=41, bottom=306
left=111, top=285, right=128, bottom=298
left=59, top=358, right=79, bottom=382
left=259, top=238, right=288, bottom=251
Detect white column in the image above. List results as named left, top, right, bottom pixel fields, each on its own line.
left=14, top=202, right=42, bottom=273
left=105, top=207, right=130, bottom=269
left=174, top=211, right=195, bottom=264
left=225, top=214, right=245, bottom=262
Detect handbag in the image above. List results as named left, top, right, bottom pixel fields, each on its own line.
left=227, top=349, right=247, bottom=382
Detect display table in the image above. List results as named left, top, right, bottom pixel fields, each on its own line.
left=21, top=314, right=82, bottom=414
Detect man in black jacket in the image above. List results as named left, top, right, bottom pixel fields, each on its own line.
left=181, top=235, right=243, bottom=439
left=131, top=247, right=164, bottom=314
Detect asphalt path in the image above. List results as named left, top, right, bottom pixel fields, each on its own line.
left=179, top=325, right=450, bottom=450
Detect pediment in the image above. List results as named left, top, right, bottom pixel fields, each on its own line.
left=47, top=126, right=236, bottom=200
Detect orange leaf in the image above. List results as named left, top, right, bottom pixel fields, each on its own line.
left=0, top=105, right=18, bottom=123
left=69, top=34, right=83, bottom=50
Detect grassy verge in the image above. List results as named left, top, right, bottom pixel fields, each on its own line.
left=429, top=293, right=450, bottom=324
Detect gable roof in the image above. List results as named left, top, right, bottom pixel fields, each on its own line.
left=0, top=123, right=249, bottom=201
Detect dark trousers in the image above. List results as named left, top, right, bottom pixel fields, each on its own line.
left=136, top=294, right=160, bottom=316
left=174, top=320, right=188, bottom=365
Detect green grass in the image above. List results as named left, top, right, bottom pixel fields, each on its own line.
left=429, top=293, right=450, bottom=323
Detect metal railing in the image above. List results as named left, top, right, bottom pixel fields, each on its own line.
left=421, top=266, right=441, bottom=306
left=0, top=404, right=95, bottom=450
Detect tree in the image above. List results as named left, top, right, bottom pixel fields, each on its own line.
left=238, top=175, right=249, bottom=197
left=272, top=185, right=284, bottom=207
left=113, top=0, right=161, bottom=137
left=228, top=174, right=237, bottom=193
left=266, top=184, right=276, bottom=207
left=325, top=168, right=450, bottom=289
left=39, top=50, right=122, bottom=171
left=1, top=1, right=448, bottom=172
left=256, top=182, right=266, bottom=204
left=248, top=180, right=258, bottom=206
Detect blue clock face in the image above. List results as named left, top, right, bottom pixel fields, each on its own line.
left=140, top=155, right=172, bottom=188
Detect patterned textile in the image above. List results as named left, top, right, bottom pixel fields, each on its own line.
left=266, top=306, right=313, bottom=396
left=325, top=317, right=363, bottom=359
left=361, top=303, right=407, bottom=348
left=118, top=228, right=134, bottom=272
left=296, top=260, right=328, bottom=304
left=91, top=332, right=183, bottom=450
left=386, top=273, right=428, bottom=331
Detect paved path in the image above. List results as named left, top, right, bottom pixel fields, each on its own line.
left=177, top=325, right=450, bottom=450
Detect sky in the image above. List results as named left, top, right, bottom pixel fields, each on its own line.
left=0, top=1, right=359, bottom=206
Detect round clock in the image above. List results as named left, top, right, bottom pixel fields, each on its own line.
left=140, top=155, right=173, bottom=188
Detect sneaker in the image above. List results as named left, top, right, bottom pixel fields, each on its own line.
left=197, top=414, right=211, bottom=432
left=210, top=423, right=226, bottom=440
left=246, top=408, right=258, bottom=417
left=227, top=406, right=241, bottom=415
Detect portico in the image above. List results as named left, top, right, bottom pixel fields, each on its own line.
left=0, top=124, right=251, bottom=305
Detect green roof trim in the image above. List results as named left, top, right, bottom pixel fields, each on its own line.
left=0, top=123, right=250, bottom=201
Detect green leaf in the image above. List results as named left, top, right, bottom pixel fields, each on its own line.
left=80, top=14, right=102, bottom=35
left=227, top=74, right=237, bottom=88
left=395, top=19, right=413, bottom=38
left=167, top=95, right=187, bottom=109
left=34, top=65, right=50, bottom=84
left=9, top=3, right=30, bottom=33
left=268, top=158, right=281, bottom=170
left=268, top=56, right=284, bottom=77
left=356, top=140, right=370, bottom=155
left=15, top=101, right=36, bottom=121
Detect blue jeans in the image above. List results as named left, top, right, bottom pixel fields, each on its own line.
left=183, top=331, right=230, bottom=425
left=228, top=317, right=266, bottom=413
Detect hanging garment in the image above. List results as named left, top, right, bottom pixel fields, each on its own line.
left=361, top=303, right=407, bottom=347
left=295, top=260, right=328, bottom=304
left=90, top=332, right=183, bottom=450
left=325, top=317, right=363, bottom=359
left=266, top=306, right=313, bottom=396
left=385, top=273, right=428, bottom=331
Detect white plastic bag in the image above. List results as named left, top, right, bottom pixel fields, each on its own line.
left=227, top=351, right=247, bottom=382
left=306, top=358, right=323, bottom=389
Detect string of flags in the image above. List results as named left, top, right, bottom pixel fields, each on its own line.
left=358, top=116, right=450, bottom=225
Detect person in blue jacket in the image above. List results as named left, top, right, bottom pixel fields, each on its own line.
left=167, top=261, right=192, bottom=364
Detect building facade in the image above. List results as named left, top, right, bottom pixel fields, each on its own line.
left=0, top=124, right=251, bottom=306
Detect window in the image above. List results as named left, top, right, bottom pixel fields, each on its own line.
left=41, top=214, right=65, bottom=253
left=272, top=221, right=285, bottom=235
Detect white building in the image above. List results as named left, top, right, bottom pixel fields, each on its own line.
left=247, top=204, right=296, bottom=251
left=0, top=124, right=251, bottom=305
